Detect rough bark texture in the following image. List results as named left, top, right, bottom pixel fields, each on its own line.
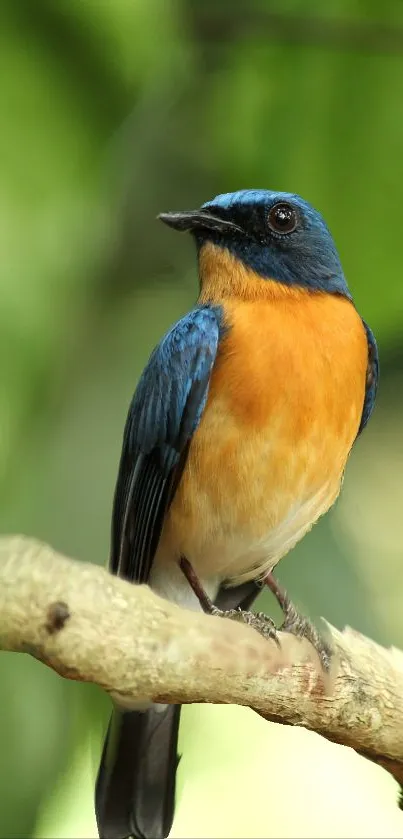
left=1, top=535, right=403, bottom=787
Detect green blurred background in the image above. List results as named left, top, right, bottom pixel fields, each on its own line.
left=1, top=1, right=403, bottom=836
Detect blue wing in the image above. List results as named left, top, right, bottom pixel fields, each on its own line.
left=110, top=304, right=224, bottom=584
left=357, top=320, right=379, bottom=436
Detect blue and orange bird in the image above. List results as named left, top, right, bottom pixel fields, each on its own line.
left=95, top=190, right=378, bottom=839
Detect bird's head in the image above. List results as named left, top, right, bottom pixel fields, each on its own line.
left=159, top=189, right=350, bottom=300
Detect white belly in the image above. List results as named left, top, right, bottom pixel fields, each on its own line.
left=150, top=561, right=220, bottom=611
left=152, top=474, right=341, bottom=595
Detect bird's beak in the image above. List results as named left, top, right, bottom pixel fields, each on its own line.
left=158, top=209, right=243, bottom=236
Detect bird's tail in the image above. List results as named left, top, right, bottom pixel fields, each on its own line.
left=95, top=579, right=261, bottom=839
left=95, top=705, right=181, bottom=839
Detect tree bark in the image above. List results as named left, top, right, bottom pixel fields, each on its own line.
left=1, top=535, right=403, bottom=790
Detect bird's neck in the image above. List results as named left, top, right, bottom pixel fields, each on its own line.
left=197, top=242, right=308, bottom=305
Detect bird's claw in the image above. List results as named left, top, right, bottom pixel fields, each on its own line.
left=179, top=556, right=331, bottom=666
left=210, top=606, right=280, bottom=645
left=265, top=572, right=332, bottom=671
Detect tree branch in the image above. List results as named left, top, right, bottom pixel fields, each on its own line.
left=1, top=535, right=403, bottom=790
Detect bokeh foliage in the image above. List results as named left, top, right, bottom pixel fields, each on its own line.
left=1, top=1, right=403, bottom=836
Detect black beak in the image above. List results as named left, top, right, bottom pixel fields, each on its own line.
left=158, top=209, right=243, bottom=236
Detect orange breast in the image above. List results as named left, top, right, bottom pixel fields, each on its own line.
left=157, top=258, right=368, bottom=586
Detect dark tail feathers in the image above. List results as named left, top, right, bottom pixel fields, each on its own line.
left=95, top=579, right=261, bottom=839
left=96, top=705, right=181, bottom=839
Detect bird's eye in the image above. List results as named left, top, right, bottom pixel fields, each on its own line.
left=267, top=202, right=298, bottom=235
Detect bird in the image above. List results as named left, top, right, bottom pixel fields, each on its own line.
left=95, top=189, right=378, bottom=839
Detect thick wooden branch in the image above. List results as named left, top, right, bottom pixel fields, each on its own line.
left=1, top=535, right=403, bottom=790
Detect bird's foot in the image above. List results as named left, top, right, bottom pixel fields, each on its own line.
left=264, top=572, right=332, bottom=671
left=210, top=605, right=279, bottom=644
left=179, top=557, right=278, bottom=644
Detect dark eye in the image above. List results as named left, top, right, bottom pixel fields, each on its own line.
left=267, top=202, right=298, bottom=235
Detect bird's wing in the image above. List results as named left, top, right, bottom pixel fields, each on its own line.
left=357, top=320, right=379, bottom=436
left=109, top=305, right=223, bottom=584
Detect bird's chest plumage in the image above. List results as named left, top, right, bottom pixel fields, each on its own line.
left=157, top=289, right=368, bottom=586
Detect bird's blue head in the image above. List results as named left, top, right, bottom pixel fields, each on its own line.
left=159, top=189, right=350, bottom=298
